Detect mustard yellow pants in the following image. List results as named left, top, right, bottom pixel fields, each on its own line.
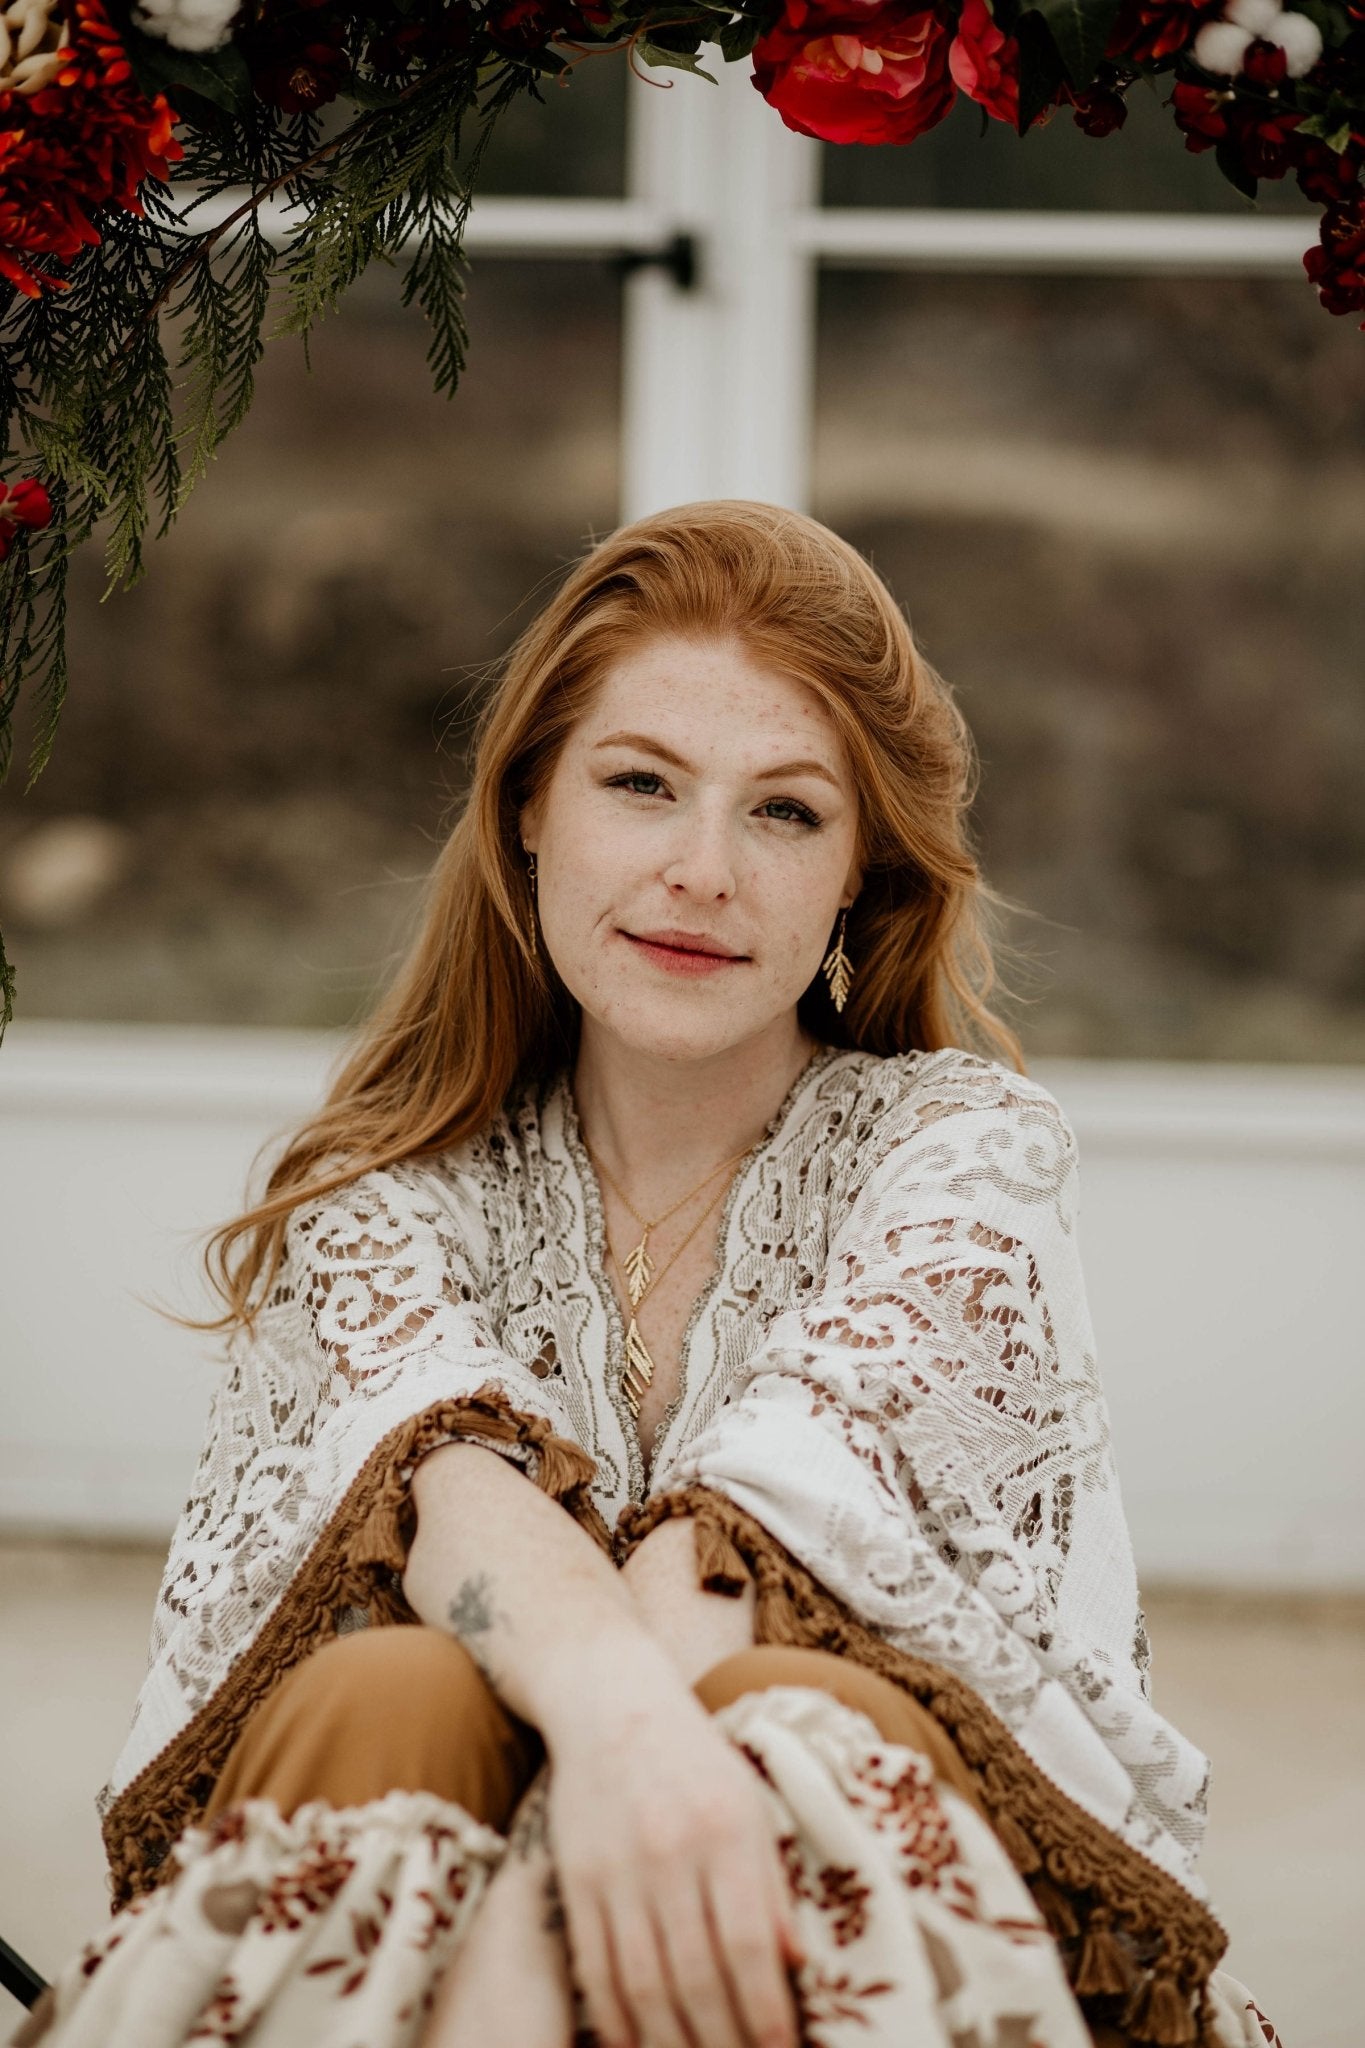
left=203, top=1627, right=1127, bottom=2046
left=205, top=1626, right=987, bottom=1831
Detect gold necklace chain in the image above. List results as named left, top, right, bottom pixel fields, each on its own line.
left=603, top=1172, right=736, bottom=1419
left=585, top=1138, right=751, bottom=1308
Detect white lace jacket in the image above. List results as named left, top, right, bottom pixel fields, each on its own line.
left=101, top=1041, right=1213, bottom=1919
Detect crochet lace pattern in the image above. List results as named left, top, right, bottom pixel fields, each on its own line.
left=98, top=1043, right=1225, bottom=2043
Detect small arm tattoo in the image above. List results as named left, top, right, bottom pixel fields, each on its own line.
left=446, top=1571, right=511, bottom=1683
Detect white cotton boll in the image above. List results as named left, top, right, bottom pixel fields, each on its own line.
left=1192, top=19, right=1254, bottom=69
left=131, top=0, right=235, bottom=46
left=1275, top=11, right=1323, bottom=72
left=1223, top=0, right=1283, bottom=32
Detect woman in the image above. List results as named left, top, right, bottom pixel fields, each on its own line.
left=17, top=501, right=1277, bottom=2048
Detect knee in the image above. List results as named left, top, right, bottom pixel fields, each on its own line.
left=273, top=1624, right=496, bottom=1731
left=693, top=1643, right=845, bottom=1714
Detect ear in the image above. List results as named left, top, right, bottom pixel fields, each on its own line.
left=518, top=797, right=541, bottom=856
left=841, top=855, right=864, bottom=910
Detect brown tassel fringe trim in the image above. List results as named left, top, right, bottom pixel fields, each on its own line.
left=616, top=1483, right=1227, bottom=2048
left=102, top=1387, right=610, bottom=1912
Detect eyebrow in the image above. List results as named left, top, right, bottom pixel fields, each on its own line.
left=591, top=730, right=842, bottom=792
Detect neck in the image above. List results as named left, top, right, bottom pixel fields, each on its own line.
left=570, top=1015, right=823, bottom=1211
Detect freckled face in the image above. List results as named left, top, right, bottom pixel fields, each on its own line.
left=519, top=634, right=863, bottom=1064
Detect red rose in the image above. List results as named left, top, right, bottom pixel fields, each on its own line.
left=0, top=478, right=54, bottom=561
left=947, top=0, right=1018, bottom=124
left=751, top=0, right=956, bottom=145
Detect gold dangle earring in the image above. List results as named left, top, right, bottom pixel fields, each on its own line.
left=526, top=851, right=539, bottom=959
left=822, top=906, right=854, bottom=1013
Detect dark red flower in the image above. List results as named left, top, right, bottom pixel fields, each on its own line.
left=364, top=0, right=476, bottom=71
left=241, top=0, right=348, bottom=113
left=1240, top=35, right=1288, bottom=85
left=0, top=0, right=183, bottom=299
left=1171, top=75, right=1304, bottom=177
left=1303, top=191, right=1365, bottom=317
left=483, top=0, right=612, bottom=55
left=1057, top=79, right=1129, bottom=134
left=1295, top=138, right=1363, bottom=206
left=947, top=0, right=1019, bottom=124
left=1106, top=0, right=1221, bottom=63
left=0, top=477, right=54, bottom=560
left=751, top=0, right=956, bottom=146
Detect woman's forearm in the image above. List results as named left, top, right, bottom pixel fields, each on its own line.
left=619, top=1515, right=756, bottom=1684
left=402, top=1441, right=678, bottom=1747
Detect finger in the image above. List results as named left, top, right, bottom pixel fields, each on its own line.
left=704, top=1862, right=801, bottom=2048
left=560, top=1884, right=634, bottom=2048
left=652, top=1879, right=746, bottom=2048
left=606, top=1899, right=693, bottom=2048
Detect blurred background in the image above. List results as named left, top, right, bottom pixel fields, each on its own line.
left=2, top=54, right=1362, bottom=2045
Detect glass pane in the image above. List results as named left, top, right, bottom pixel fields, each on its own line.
left=821, top=83, right=1317, bottom=214
left=813, top=268, right=1365, bottom=1063
left=464, top=51, right=629, bottom=197
left=2, top=260, right=622, bottom=1028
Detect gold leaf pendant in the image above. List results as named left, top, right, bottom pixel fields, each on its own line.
left=621, top=1315, right=655, bottom=1416
left=623, top=1234, right=653, bottom=1308
left=822, top=929, right=853, bottom=1013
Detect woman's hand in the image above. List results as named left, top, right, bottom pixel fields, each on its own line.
left=545, top=1646, right=804, bottom=2048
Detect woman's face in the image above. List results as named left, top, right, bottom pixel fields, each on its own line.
left=519, top=633, right=863, bottom=1065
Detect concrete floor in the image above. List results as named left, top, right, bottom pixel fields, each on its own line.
left=1, top=1541, right=1361, bottom=2045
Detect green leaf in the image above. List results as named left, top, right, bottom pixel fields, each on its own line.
left=1297, top=109, right=1355, bottom=152
left=1286, top=0, right=1353, bottom=42
left=633, top=38, right=719, bottom=78
left=1014, top=9, right=1069, bottom=131
left=1028, top=0, right=1123, bottom=88
left=121, top=31, right=257, bottom=117
left=715, top=15, right=764, bottom=59
left=346, top=72, right=421, bottom=109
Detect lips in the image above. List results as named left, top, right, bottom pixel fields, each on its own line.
left=625, top=930, right=747, bottom=960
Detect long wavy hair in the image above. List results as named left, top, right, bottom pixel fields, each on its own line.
left=184, top=498, right=1033, bottom=1338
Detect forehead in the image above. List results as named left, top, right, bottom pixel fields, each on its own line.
left=576, top=635, right=847, bottom=759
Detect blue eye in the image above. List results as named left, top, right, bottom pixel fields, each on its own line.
left=604, top=771, right=821, bottom=829
left=762, top=797, right=822, bottom=828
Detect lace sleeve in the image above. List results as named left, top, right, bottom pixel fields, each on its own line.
left=672, top=1079, right=1132, bottom=1641
left=276, top=1155, right=578, bottom=1454
left=116, top=1154, right=601, bottom=1801
left=661, top=1073, right=1212, bottom=1877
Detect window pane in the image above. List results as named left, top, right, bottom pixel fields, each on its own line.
left=2, top=261, right=621, bottom=1027
left=821, top=86, right=1317, bottom=215
left=464, top=53, right=628, bottom=197
left=813, top=268, right=1365, bottom=1062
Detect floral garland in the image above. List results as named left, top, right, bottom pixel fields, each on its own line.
left=0, top=0, right=1361, bottom=1031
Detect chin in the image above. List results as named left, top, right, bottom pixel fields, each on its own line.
left=583, top=994, right=753, bottom=1065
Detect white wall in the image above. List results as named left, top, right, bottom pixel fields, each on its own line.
left=2, top=1021, right=1362, bottom=1588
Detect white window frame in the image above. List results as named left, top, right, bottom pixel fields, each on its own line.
left=187, top=51, right=1313, bottom=520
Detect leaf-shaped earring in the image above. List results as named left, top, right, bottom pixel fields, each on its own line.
left=526, top=851, right=538, bottom=958
left=822, top=906, right=854, bottom=1014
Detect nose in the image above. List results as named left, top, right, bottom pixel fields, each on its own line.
left=660, top=802, right=737, bottom=902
